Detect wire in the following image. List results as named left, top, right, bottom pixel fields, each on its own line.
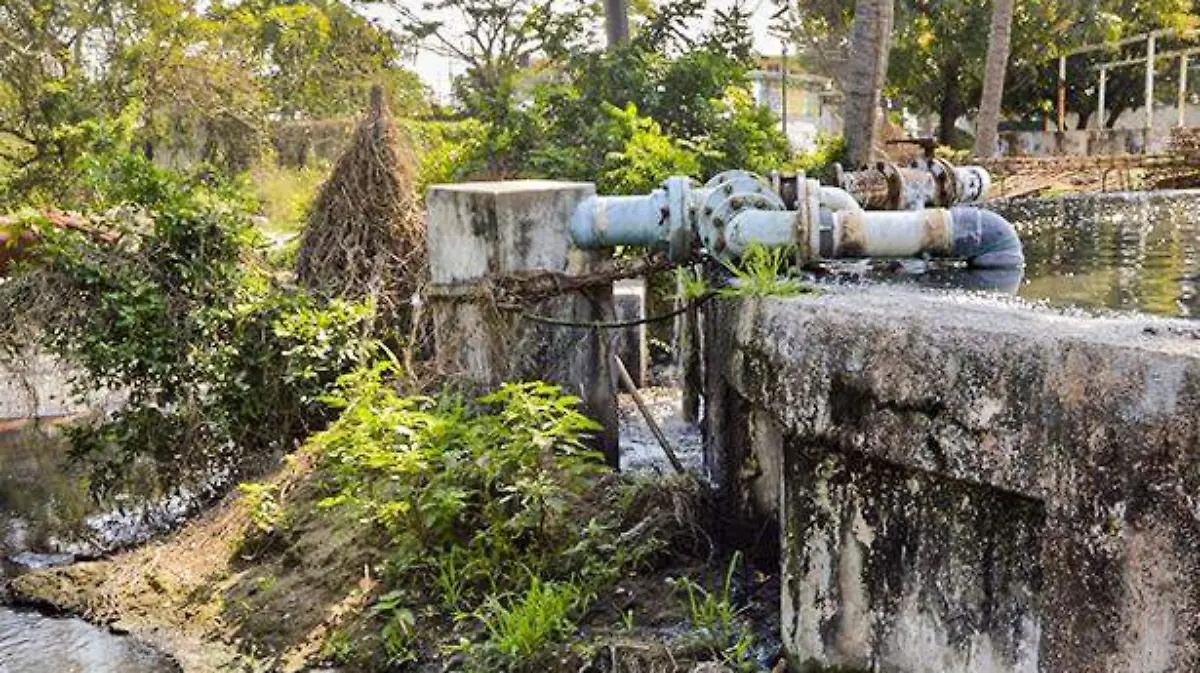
left=513, top=290, right=717, bottom=330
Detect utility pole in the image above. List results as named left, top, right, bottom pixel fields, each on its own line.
left=781, top=43, right=789, bottom=138
left=604, top=0, right=629, bottom=47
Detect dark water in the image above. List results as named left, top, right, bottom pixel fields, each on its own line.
left=0, top=607, right=179, bottom=672
left=1004, top=192, right=1200, bottom=317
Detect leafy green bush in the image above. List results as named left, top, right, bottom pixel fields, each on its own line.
left=598, top=104, right=700, bottom=194
left=0, top=154, right=377, bottom=494
left=293, top=369, right=675, bottom=667
left=789, top=134, right=847, bottom=179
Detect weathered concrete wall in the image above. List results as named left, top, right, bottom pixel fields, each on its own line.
left=704, top=286, right=1200, bottom=673
left=426, top=181, right=618, bottom=460
left=997, top=129, right=1165, bottom=157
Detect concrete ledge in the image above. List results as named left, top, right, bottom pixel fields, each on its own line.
left=704, top=286, right=1200, bottom=672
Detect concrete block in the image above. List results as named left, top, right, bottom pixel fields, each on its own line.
left=705, top=286, right=1200, bottom=673
left=613, top=279, right=648, bottom=388
left=425, top=181, right=618, bottom=462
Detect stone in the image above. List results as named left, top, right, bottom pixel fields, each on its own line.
left=704, top=285, right=1200, bottom=673
left=613, top=279, right=648, bottom=388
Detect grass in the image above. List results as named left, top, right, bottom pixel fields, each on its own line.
left=478, top=576, right=588, bottom=664
left=672, top=551, right=757, bottom=671
left=718, top=243, right=809, bottom=298
left=249, top=162, right=330, bottom=236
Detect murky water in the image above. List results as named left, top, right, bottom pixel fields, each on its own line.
left=0, top=607, right=179, bottom=673
left=1000, top=192, right=1200, bottom=317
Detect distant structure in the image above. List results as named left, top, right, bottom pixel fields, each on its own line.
left=748, top=56, right=843, bottom=151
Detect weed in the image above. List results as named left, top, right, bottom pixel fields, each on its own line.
left=675, top=266, right=711, bottom=301
left=477, top=575, right=587, bottom=666
left=320, top=628, right=353, bottom=665
left=672, top=552, right=756, bottom=671
left=717, top=243, right=808, bottom=298
left=239, top=482, right=286, bottom=536
left=369, top=590, right=418, bottom=666
left=249, top=163, right=329, bottom=235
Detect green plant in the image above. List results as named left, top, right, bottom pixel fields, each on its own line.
left=239, top=482, right=286, bottom=536
left=370, top=590, right=418, bottom=666
left=598, top=103, right=701, bottom=195
left=672, top=552, right=756, bottom=671
left=477, top=575, right=587, bottom=665
left=250, top=163, right=329, bottom=234
left=320, top=628, right=354, bottom=665
left=790, top=134, right=847, bottom=177
left=717, top=243, right=808, bottom=298
left=301, top=371, right=686, bottom=667
left=0, top=154, right=378, bottom=494
left=675, top=266, right=712, bottom=301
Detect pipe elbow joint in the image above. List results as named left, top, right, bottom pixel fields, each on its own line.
left=949, top=207, right=1024, bottom=269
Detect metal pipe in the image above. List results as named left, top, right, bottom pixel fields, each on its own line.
left=1058, top=55, right=1067, bottom=132
left=567, top=171, right=1024, bottom=269
left=949, top=207, right=1025, bottom=269
left=1180, top=54, right=1189, bottom=128
left=721, top=204, right=1022, bottom=269
left=570, top=192, right=667, bottom=248
left=1147, top=34, right=1156, bottom=131
left=818, top=186, right=862, bottom=213
left=1099, top=67, right=1107, bottom=128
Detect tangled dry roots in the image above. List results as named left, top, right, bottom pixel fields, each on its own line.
left=296, top=85, right=426, bottom=330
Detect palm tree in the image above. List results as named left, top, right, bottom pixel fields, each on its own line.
left=843, top=0, right=894, bottom=169
left=972, top=0, right=1015, bottom=157
left=604, top=0, right=629, bottom=46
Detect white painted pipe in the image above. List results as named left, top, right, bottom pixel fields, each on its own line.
left=831, top=209, right=953, bottom=258
left=819, top=186, right=862, bottom=213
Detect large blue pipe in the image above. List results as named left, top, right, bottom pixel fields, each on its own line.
left=950, top=207, right=1025, bottom=269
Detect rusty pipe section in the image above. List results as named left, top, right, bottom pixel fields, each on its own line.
left=828, top=159, right=991, bottom=210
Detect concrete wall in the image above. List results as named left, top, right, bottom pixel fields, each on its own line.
left=704, top=287, right=1200, bottom=673
left=996, top=129, right=1166, bottom=157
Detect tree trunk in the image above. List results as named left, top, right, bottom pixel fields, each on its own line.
left=938, top=62, right=962, bottom=145
left=972, top=0, right=1015, bottom=157
left=843, top=0, right=894, bottom=168
left=604, top=0, right=629, bottom=47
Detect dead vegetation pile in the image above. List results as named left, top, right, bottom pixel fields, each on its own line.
left=295, top=85, right=426, bottom=330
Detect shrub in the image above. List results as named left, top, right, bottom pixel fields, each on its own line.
left=0, top=154, right=377, bottom=495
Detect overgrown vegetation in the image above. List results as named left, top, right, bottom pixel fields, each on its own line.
left=0, top=154, right=376, bottom=496
left=230, top=369, right=725, bottom=670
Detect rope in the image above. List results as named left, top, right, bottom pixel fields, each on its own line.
left=511, top=290, right=718, bottom=330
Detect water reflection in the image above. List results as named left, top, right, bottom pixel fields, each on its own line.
left=1011, top=194, right=1200, bottom=317
left=0, top=607, right=178, bottom=673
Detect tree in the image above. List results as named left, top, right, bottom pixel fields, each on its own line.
left=396, top=0, right=594, bottom=121
left=843, top=0, right=894, bottom=167
left=972, top=0, right=1015, bottom=156
left=212, top=0, right=410, bottom=120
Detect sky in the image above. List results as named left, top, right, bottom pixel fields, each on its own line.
left=377, top=0, right=787, bottom=104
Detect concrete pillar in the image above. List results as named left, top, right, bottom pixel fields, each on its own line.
left=426, top=181, right=619, bottom=466
left=1179, top=54, right=1189, bottom=127
left=612, top=279, right=647, bottom=388
left=1146, top=34, right=1156, bottom=131
left=1098, top=67, right=1107, bottom=129
left=1057, top=56, right=1067, bottom=133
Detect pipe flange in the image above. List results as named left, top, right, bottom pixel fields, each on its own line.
left=880, top=162, right=904, bottom=210
left=930, top=158, right=959, bottom=206
left=664, top=176, right=693, bottom=262
left=697, top=170, right=784, bottom=256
